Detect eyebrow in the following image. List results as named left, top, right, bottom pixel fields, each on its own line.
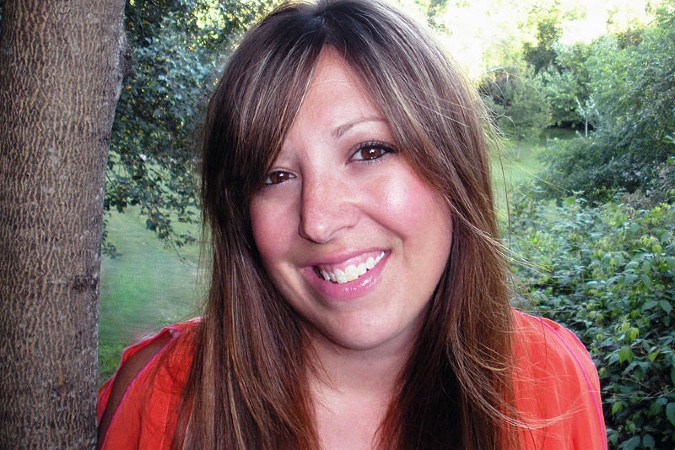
left=331, top=117, right=388, bottom=140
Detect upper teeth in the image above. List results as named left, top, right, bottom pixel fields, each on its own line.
left=318, top=251, right=385, bottom=284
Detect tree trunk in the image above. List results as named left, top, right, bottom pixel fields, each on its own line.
left=0, top=1, right=126, bottom=448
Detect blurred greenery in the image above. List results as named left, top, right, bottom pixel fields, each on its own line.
left=98, top=207, right=203, bottom=383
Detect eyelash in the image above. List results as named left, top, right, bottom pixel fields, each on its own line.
left=262, top=170, right=295, bottom=186
left=262, top=141, right=397, bottom=186
left=349, top=141, right=397, bottom=162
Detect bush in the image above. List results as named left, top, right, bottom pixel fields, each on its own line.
left=537, top=5, right=675, bottom=202
left=507, top=193, right=675, bottom=449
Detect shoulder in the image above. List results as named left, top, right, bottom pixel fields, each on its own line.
left=512, top=310, right=597, bottom=374
left=511, top=310, right=607, bottom=449
left=97, top=319, right=201, bottom=450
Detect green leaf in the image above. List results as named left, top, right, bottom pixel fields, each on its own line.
left=641, top=273, right=652, bottom=288
left=619, top=346, right=633, bottom=364
left=642, top=434, right=656, bottom=449
left=642, top=300, right=658, bottom=311
left=642, top=434, right=656, bottom=448
left=622, top=435, right=641, bottom=450
left=660, top=300, right=673, bottom=315
left=626, top=261, right=639, bottom=272
left=626, top=327, right=639, bottom=342
left=667, top=402, right=675, bottom=427
left=646, top=349, right=660, bottom=362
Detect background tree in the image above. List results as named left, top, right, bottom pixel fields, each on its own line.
left=0, top=0, right=126, bottom=448
left=480, top=65, right=552, bottom=152
left=105, top=0, right=274, bottom=249
left=522, top=3, right=562, bottom=73
left=539, top=3, right=675, bottom=202
left=537, top=42, right=592, bottom=129
left=414, top=0, right=449, bottom=29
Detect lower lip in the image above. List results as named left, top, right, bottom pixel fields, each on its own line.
left=302, top=253, right=388, bottom=302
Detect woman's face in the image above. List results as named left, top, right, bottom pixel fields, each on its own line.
left=249, top=49, right=453, bottom=355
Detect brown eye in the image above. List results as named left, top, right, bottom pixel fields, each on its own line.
left=351, top=141, right=396, bottom=162
left=264, top=170, right=295, bottom=185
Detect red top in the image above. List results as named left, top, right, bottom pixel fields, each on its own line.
left=98, top=311, right=607, bottom=449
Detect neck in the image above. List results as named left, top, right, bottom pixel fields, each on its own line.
left=306, top=330, right=412, bottom=396
left=303, top=331, right=413, bottom=450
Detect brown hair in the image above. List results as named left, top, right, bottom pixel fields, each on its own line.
left=178, top=0, right=518, bottom=448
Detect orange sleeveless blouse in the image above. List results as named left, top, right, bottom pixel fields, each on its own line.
left=98, top=311, right=607, bottom=449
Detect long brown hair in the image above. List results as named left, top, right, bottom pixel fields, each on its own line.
left=178, top=0, right=518, bottom=448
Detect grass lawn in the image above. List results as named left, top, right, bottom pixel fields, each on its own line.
left=98, top=208, right=204, bottom=382
left=492, top=129, right=575, bottom=216
left=492, top=139, right=543, bottom=215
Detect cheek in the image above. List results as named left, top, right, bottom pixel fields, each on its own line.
left=377, top=171, right=451, bottom=235
left=249, top=199, right=284, bottom=265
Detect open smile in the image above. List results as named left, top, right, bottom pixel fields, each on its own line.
left=313, top=251, right=386, bottom=284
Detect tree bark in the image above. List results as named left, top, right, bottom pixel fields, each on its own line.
left=0, top=1, right=126, bottom=448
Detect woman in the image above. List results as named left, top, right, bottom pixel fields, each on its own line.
left=97, top=1, right=606, bottom=448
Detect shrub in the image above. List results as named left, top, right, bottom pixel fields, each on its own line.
left=507, top=193, right=675, bottom=449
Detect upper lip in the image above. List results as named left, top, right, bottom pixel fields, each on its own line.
left=302, top=248, right=387, bottom=268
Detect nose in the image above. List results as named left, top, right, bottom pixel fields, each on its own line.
left=298, top=172, right=355, bottom=244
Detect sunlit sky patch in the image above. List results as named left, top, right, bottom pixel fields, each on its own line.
left=387, top=0, right=664, bottom=79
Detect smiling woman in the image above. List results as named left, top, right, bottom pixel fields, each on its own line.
left=250, top=50, right=453, bottom=359
left=96, top=1, right=607, bottom=449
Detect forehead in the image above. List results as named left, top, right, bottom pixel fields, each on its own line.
left=273, top=48, right=392, bottom=163
left=298, top=48, right=383, bottom=122
left=309, top=48, right=360, bottom=87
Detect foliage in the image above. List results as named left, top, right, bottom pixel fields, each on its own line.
left=480, top=65, right=552, bottom=145
left=105, top=0, right=274, bottom=248
left=537, top=4, right=675, bottom=202
left=522, top=5, right=562, bottom=74
left=124, top=0, right=270, bottom=52
left=508, top=192, right=675, bottom=449
left=519, top=0, right=595, bottom=129
left=106, top=19, right=213, bottom=246
left=414, top=0, right=449, bottom=29
left=536, top=41, right=592, bottom=128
